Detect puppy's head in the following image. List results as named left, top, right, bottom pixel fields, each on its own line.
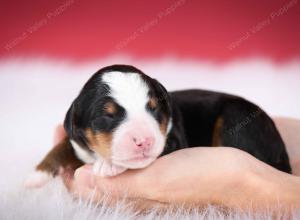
left=64, top=65, right=172, bottom=169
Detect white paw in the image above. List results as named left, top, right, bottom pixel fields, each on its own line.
left=24, top=171, right=53, bottom=188
left=93, top=160, right=126, bottom=177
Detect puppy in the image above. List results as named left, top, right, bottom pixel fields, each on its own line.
left=25, top=65, right=291, bottom=187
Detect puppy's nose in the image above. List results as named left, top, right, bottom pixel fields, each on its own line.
left=133, top=137, right=154, bottom=149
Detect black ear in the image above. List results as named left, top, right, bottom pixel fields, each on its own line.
left=153, top=79, right=168, bottom=93
left=64, top=103, right=75, bottom=139
left=153, top=79, right=172, bottom=112
left=152, top=79, right=168, bottom=101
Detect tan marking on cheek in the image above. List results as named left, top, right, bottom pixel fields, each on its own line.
left=104, top=102, right=117, bottom=115
left=148, top=97, right=158, bottom=110
left=212, top=117, right=223, bottom=146
left=86, top=129, right=112, bottom=159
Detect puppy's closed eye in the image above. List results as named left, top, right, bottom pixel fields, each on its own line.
left=147, top=98, right=158, bottom=111
left=104, top=102, right=117, bottom=117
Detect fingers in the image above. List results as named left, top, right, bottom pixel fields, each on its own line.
left=61, top=167, right=102, bottom=203
left=73, top=165, right=147, bottom=199
left=53, top=124, right=66, bottom=146
left=61, top=164, right=166, bottom=211
left=53, top=123, right=165, bottom=208
left=61, top=167, right=75, bottom=192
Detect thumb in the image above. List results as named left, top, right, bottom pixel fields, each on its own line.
left=53, top=124, right=66, bottom=146
left=74, top=165, right=146, bottom=199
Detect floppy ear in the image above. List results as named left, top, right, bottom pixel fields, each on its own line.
left=152, top=79, right=168, bottom=100
left=153, top=79, right=168, bottom=93
left=64, top=103, right=75, bottom=139
left=153, top=79, right=172, bottom=112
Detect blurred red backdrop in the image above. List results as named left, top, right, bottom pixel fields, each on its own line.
left=1, top=0, right=300, bottom=62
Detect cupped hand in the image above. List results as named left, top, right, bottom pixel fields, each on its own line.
left=54, top=118, right=300, bottom=210
left=68, top=147, right=272, bottom=209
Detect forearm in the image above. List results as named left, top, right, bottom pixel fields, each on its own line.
left=143, top=148, right=300, bottom=210
left=273, top=117, right=300, bottom=175
left=227, top=117, right=300, bottom=210
left=219, top=165, right=300, bottom=211
left=253, top=170, right=300, bottom=208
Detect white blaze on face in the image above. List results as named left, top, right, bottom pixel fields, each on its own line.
left=102, top=71, right=166, bottom=168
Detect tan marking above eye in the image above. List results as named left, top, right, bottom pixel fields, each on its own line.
left=104, top=102, right=117, bottom=115
left=159, top=115, right=168, bottom=135
left=86, top=129, right=112, bottom=159
left=148, top=97, right=158, bottom=110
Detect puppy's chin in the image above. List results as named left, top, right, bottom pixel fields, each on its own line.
left=112, top=156, right=156, bottom=169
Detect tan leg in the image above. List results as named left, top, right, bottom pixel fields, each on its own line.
left=25, top=137, right=83, bottom=188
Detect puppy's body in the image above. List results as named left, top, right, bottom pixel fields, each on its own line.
left=166, top=90, right=290, bottom=171
left=25, top=65, right=291, bottom=187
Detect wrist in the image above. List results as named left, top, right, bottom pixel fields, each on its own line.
left=246, top=167, right=300, bottom=210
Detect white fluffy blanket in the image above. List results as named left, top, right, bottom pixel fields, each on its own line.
left=0, top=57, right=300, bottom=219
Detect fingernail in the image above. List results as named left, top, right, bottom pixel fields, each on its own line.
left=74, top=166, right=95, bottom=188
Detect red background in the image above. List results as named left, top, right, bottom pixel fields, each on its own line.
left=1, top=0, right=300, bottom=62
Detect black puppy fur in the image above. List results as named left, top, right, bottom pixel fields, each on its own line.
left=35, top=65, right=291, bottom=178
left=167, top=90, right=291, bottom=172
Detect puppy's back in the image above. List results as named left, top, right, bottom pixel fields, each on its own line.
left=170, top=89, right=291, bottom=173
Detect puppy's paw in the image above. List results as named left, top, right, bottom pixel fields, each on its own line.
left=24, top=171, right=53, bottom=188
left=93, top=160, right=126, bottom=177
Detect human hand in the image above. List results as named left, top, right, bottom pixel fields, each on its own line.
left=55, top=117, right=300, bottom=210
left=66, top=147, right=273, bottom=209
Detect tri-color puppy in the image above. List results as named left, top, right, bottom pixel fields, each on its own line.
left=26, top=65, right=291, bottom=187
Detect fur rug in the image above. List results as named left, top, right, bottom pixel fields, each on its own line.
left=0, top=57, right=300, bottom=219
